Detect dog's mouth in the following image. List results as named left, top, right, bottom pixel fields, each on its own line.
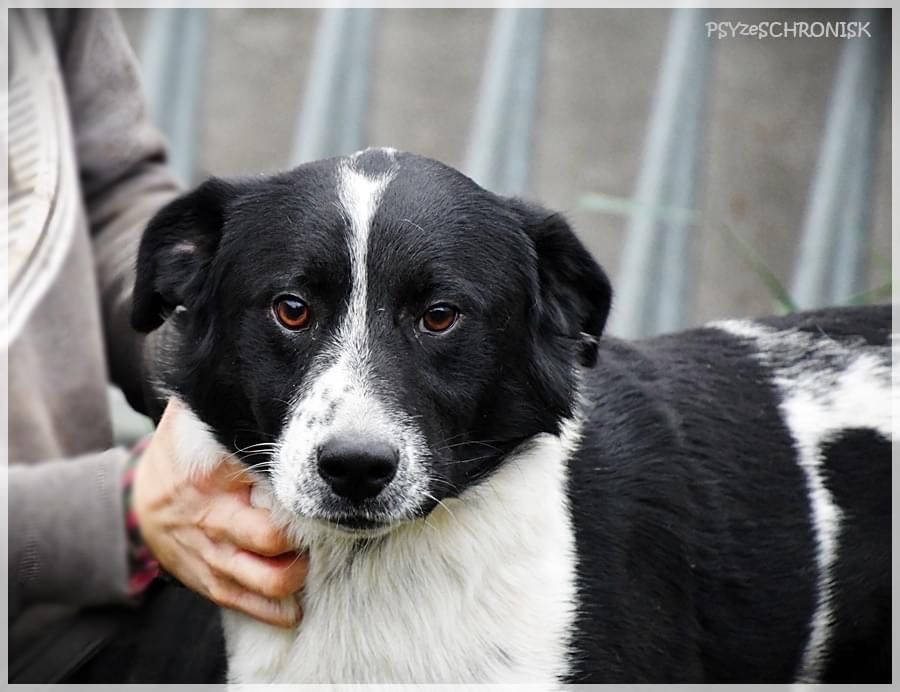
left=303, top=511, right=402, bottom=538
left=330, top=513, right=390, bottom=531
left=298, top=494, right=441, bottom=538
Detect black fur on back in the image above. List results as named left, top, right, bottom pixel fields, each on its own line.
left=565, top=305, right=890, bottom=682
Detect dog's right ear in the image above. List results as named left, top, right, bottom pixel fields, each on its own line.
left=131, top=178, right=238, bottom=333
left=512, top=200, right=612, bottom=368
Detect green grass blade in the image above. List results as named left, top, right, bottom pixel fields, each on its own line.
left=845, top=281, right=892, bottom=305
left=717, top=224, right=798, bottom=313
left=578, top=193, right=696, bottom=226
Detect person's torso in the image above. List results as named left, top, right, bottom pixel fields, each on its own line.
left=7, top=9, right=114, bottom=463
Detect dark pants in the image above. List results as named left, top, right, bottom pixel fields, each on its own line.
left=11, top=582, right=227, bottom=683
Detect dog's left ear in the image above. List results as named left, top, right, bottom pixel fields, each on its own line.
left=515, top=201, right=612, bottom=367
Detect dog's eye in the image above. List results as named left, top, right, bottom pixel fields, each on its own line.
left=273, top=295, right=312, bottom=331
left=419, top=304, right=459, bottom=334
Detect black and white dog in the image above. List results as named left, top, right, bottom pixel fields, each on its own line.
left=132, top=148, right=891, bottom=683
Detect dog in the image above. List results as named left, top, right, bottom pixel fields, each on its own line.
left=132, top=148, right=891, bottom=683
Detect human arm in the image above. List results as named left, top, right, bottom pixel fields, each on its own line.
left=50, top=8, right=181, bottom=413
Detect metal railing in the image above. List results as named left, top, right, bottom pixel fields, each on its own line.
left=136, top=7, right=888, bottom=321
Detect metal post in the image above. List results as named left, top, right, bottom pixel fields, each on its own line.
left=827, top=11, right=888, bottom=304
left=140, top=9, right=208, bottom=185
left=791, top=8, right=887, bottom=309
left=291, top=8, right=377, bottom=164
left=463, top=8, right=545, bottom=196
left=608, top=9, right=711, bottom=338
left=655, top=13, right=712, bottom=334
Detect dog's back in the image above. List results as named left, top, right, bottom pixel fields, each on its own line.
left=568, top=304, right=891, bottom=682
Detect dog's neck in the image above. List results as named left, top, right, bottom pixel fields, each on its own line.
left=218, top=418, right=584, bottom=684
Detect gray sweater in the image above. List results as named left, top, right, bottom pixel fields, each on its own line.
left=8, top=8, right=180, bottom=636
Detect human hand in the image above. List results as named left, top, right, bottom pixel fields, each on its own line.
left=133, top=399, right=307, bottom=627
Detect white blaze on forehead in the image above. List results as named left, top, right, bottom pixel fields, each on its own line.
left=335, top=159, right=394, bottom=373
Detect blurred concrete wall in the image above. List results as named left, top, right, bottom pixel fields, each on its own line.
left=119, top=8, right=891, bottom=328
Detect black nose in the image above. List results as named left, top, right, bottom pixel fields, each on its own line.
left=317, top=437, right=399, bottom=503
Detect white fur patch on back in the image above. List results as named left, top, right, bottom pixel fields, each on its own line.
left=224, top=425, right=580, bottom=684
left=713, top=319, right=892, bottom=682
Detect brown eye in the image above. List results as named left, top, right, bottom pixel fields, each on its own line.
left=273, top=295, right=311, bottom=331
left=419, top=304, right=459, bottom=334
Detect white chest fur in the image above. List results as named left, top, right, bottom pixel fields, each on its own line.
left=169, top=403, right=579, bottom=684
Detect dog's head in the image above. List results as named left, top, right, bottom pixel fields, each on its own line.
left=133, top=149, right=611, bottom=535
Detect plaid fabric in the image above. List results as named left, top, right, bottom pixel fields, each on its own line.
left=122, top=436, right=161, bottom=596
